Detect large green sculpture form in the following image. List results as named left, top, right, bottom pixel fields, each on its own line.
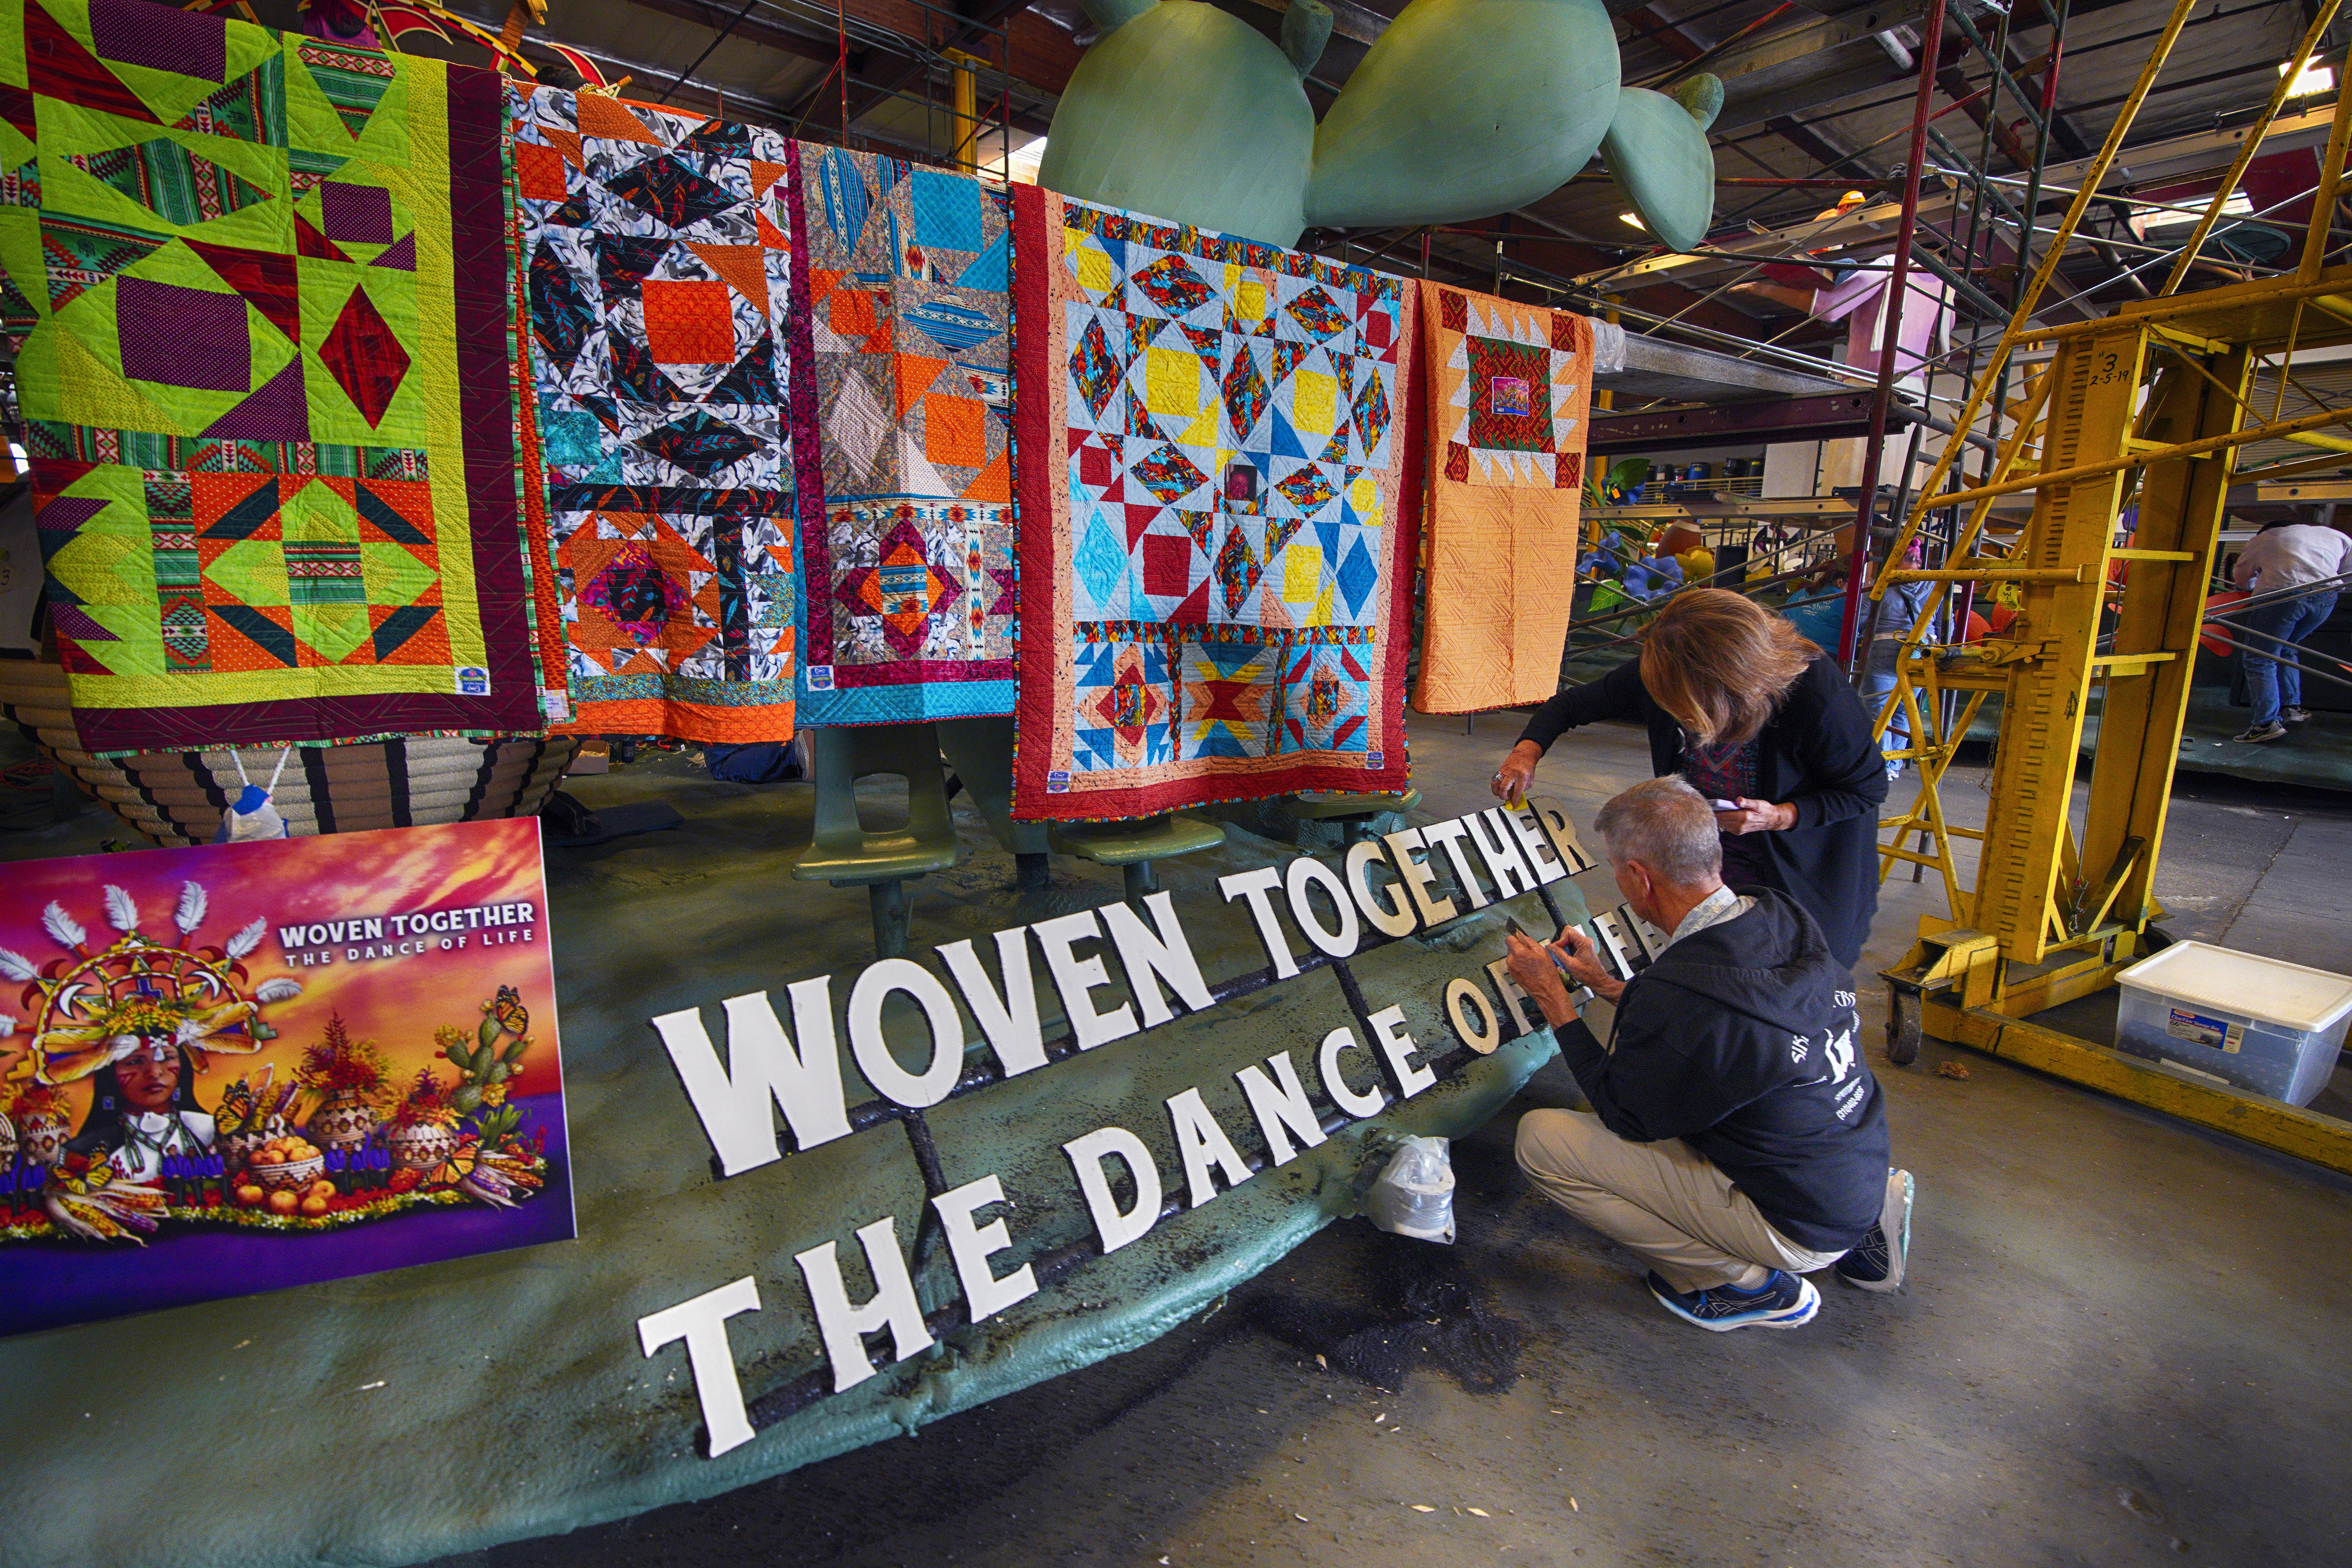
left=1038, top=0, right=1723, bottom=251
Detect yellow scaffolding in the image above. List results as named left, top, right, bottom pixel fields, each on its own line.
left=1864, top=0, right=2352, bottom=1176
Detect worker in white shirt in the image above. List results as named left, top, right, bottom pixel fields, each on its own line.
left=2230, top=520, right=2352, bottom=742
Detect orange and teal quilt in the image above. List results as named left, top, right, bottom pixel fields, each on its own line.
left=0, top=1, right=552, bottom=752
left=789, top=145, right=1014, bottom=726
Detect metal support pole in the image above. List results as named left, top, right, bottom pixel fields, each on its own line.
left=945, top=47, right=980, bottom=172
left=1836, top=0, right=1946, bottom=666
left=2299, top=80, right=2352, bottom=283
left=656, top=0, right=760, bottom=103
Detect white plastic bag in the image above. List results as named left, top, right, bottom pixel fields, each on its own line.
left=1367, top=1135, right=1456, bottom=1244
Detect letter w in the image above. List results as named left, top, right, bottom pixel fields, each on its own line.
left=651, top=978, right=851, bottom=1176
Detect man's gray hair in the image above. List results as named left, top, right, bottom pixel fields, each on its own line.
left=1592, top=776, right=1724, bottom=886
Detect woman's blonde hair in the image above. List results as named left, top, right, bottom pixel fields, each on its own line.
left=1638, top=588, right=1820, bottom=750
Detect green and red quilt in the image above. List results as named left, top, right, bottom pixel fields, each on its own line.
left=0, top=0, right=553, bottom=751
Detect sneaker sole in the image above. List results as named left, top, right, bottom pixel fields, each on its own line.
left=1650, top=1276, right=1821, bottom=1332
left=1845, top=1170, right=1913, bottom=1294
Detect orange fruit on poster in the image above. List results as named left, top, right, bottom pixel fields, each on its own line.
left=236, top=1184, right=265, bottom=1207
left=269, top=1191, right=299, bottom=1215
left=301, top=1196, right=329, bottom=1217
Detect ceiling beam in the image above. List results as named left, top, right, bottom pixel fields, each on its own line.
left=1767, top=112, right=1868, bottom=176
left=514, top=33, right=1038, bottom=157
left=616, top=0, right=858, bottom=72
left=809, top=0, right=1062, bottom=138
left=1228, top=0, right=1391, bottom=49
left=1703, top=0, right=1931, bottom=133
left=1618, top=2, right=1710, bottom=63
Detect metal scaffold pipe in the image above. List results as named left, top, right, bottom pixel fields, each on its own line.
left=1881, top=0, right=2208, bottom=584
left=1834, top=0, right=1946, bottom=666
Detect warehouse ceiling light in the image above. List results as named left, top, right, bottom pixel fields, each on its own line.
left=2280, top=58, right=2336, bottom=97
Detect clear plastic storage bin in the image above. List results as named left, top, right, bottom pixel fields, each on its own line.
left=2113, top=942, right=2352, bottom=1107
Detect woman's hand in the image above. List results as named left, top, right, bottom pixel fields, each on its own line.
left=1713, top=797, right=1797, bottom=834
left=1492, top=740, right=1544, bottom=802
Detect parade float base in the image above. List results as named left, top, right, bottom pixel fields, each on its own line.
left=0, top=758, right=1577, bottom=1568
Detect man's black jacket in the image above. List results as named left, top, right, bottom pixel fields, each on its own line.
left=1555, top=887, right=1890, bottom=1251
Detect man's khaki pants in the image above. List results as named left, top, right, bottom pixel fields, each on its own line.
left=1515, top=1109, right=1845, bottom=1294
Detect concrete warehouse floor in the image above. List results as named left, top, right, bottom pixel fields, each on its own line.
left=378, top=709, right=2344, bottom=1568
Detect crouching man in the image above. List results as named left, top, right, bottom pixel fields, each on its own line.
left=1503, top=776, right=1913, bottom=1331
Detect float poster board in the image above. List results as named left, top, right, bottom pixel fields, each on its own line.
left=0, top=818, right=573, bottom=1337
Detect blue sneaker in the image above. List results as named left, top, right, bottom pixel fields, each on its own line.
left=1836, top=1168, right=1914, bottom=1293
left=1646, top=1269, right=1820, bottom=1331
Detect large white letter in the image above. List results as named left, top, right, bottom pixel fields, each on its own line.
left=1218, top=865, right=1299, bottom=978
left=1234, top=1049, right=1328, bottom=1166
left=1166, top=1087, right=1254, bottom=1208
left=1536, top=804, right=1596, bottom=874
left=1380, top=828, right=1459, bottom=927
left=1063, top=1125, right=1164, bottom=1254
left=1466, top=809, right=1537, bottom=898
left=1505, top=804, right=1570, bottom=884
left=931, top=1174, right=1038, bottom=1323
left=795, top=1216, right=935, bottom=1394
left=1590, top=909, right=1640, bottom=980
left=1316, top=1025, right=1388, bottom=1117
left=650, top=978, right=851, bottom=1176
left=846, top=958, right=966, bottom=1108
left=1445, top=978, right=1500, bottom=1055
left=1419, top=817, right=1492, bottom=909
left=1369, top=1003, right=1436, bottom=1098
left=637, top=1276, right=762, bottom=1459
left=1346, top=840, right=1419, bottom=937
left=1099, top=891, right=1215, bottom=1027
left=1622, top=905, right=1670, bottom=960
left=1284, top=856, right=1360, bottom=958
left=938, top=927, right=1048, bottom=1077
left=1031, top=910, right=1140, bottom=1050
left=1484, top=956, right=1544, bottom=1034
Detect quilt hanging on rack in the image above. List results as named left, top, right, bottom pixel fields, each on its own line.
left=510, top=83, right=799, bottom=742
left=790, top=145, right=1013, bottom=726
left=0, top=4, right=554, bottom=752
left=1009, top=186, right=1417, bottom=820
left=1412, top=281, right=1592, bottom=715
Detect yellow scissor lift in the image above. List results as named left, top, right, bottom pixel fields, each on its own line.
left=1863, top=0, right=2352, bottom=1176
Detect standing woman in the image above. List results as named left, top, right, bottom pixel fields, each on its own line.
left=1493, top=588, right=1889, bottom=971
